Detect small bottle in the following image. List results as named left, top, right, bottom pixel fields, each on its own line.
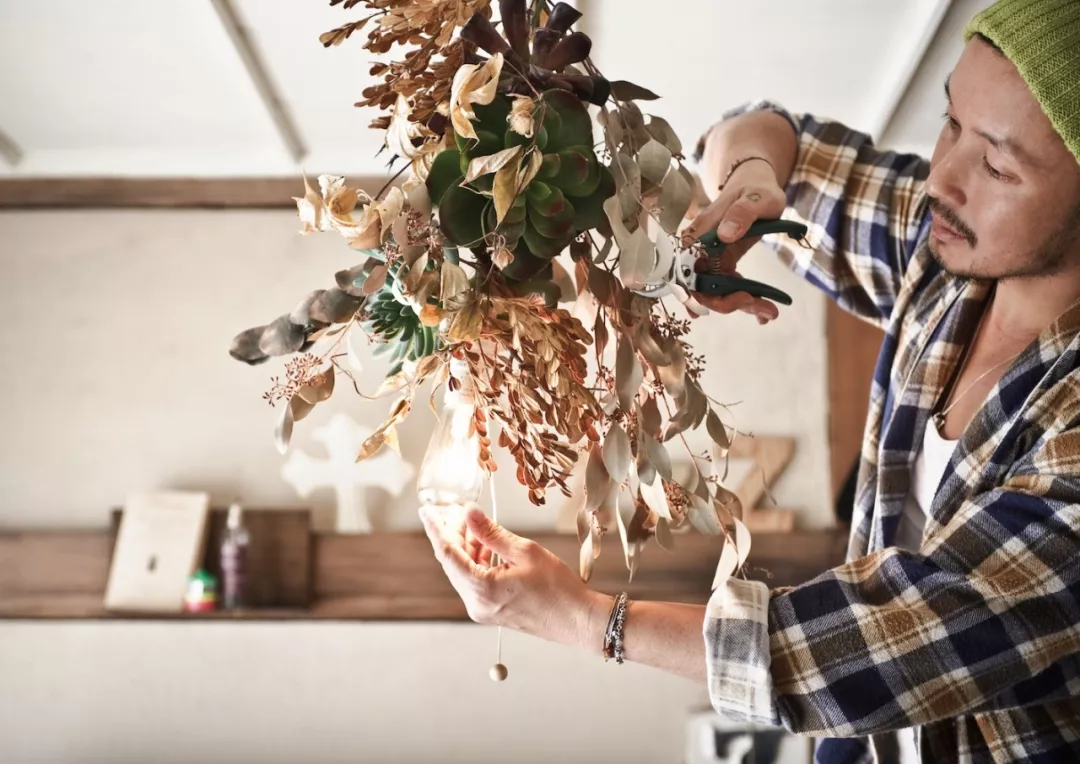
left=220, top=501, right=250, bottom=610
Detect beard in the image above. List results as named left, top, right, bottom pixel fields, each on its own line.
left=927, top=196, right=1080, bottom=281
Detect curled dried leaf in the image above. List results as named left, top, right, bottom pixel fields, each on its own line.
left=464, top=145, right=523, bottom=183
left=440, top=260, right=472, bottom=310
left=356, top=431, right=387, bottom=462
left=711, top=537, right=739, bottom=590
left=450, top=53, right=504, bottom=141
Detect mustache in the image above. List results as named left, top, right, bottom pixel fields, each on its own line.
left=928, top=197, right=978, bottom=246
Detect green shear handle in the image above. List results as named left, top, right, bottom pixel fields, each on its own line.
left=693, top=219, right=808, bottom=306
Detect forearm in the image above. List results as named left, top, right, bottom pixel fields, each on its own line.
left=561, top=590, right=709, bottom=683
left=698, top=109, right=799, bottom=200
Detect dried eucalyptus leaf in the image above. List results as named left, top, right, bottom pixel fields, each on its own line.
left=640, top=396, right=662, bottom=437
left=659, top=168, right=692, bottom=234
left=658, top=343, right=687, bottom=399
left=646, top=116, right=683, bottom=155
left=644, top=434, right=672, bottom=482
left=402, top=244, right=428, bottom=270
left=448, top=301, right=483, bottom=342
left=637, top=139, right=672, bottom=185
left=594, top=311, right=609, bottom=359
left=615, top=336, right=642, bottom=411
left=291, top=289, right=328, bottom=323
left=274, top=397, right=296, bottom=455
left=465, top=145, right=523, bottom=182
left=400, top=252, right=428, bottom=294
left=711, top=537, right=739, bottom=590
left=714, top=486, right=741, bottom=527
left=584, top=443, right=611, bottom=513
left=706, top=409, right=731, bottom=454
left=414, top=354, right=442, bottom=381
left=440, top=261, right=471, bottom=310
left=576, top=500, right=591, bottom=544
left=414, top=270, right=441, bottom=306
left=602, top=423, right=631, bottom=483
left=362, top=263, right=389, bottom=296
left=517, top=148, right=544, bottom=192
left=374, top=371, right=411, bottom=398
left=734, top=518, right=751, bottom=568
left=635, top=323, right=670, bottom=367
left=599, top=107, right=624, bottom=149
left=614, top=488, right=633, bottom=567
left=595, top=236, right=614, bottom=265
left=406, top=182, right=432, bottom=217
left=579, top=532, right=595, bottom=582
left=688, top=494, right=724, bottom=535
left=639, top=473, right=671, bottom=519
left=655, top=516, right=674, bottom=552
left=259, top=315, right=306, bottom=357
left=618, top=228, right=655, bottom=290
left=635, top=445, right=657, bottom=487
left=613, top=152, right=641, bottom=221
left=356, top=430, right=387, bottom=462
left=493, top=161, right=519, bottom=224
left=603, top=195, right=633, bottom=252
left=297, top=366, right=336, bottom=405
left=610, top=80, right=660, bottom=101
left=392, top=212, right=409, bottom=250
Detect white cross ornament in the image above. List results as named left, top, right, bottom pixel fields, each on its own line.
left=281, top=412, right=416, bottom=533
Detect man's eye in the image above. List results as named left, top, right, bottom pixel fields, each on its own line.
left=942, top=112, right=959, bottom=130
left=983, top=158, right=1007, bottom=180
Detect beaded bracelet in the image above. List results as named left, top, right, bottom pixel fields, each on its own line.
left=717, top=155, right=774, bottom=193
left=602, top=591, right=630, bottom=664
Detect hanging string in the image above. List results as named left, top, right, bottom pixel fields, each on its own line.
left=488, top=473, right=508, bottom=681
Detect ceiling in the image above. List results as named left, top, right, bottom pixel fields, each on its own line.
left=0, top=0, right=993, bottom=179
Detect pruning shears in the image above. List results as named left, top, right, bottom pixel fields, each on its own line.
left=631, top=219, right=808, bottom=306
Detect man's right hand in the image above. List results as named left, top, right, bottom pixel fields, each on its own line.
left=685, top=156, right=788, bottom=322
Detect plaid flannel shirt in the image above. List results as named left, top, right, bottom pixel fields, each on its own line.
left=703, top=102, right=1080, bottom=763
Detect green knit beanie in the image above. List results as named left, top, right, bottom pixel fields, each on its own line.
left=964, top=0, right=1080, bottom=166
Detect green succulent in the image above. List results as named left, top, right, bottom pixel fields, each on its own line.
left=357, top=261, right=442, bottom=377
left=426, top=88, right=616, bottom=283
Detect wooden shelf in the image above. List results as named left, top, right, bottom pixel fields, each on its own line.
left=0, top=528, right=847, bottom=621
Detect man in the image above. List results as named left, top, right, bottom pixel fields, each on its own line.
left=420, top=0, right=1080, bottom=761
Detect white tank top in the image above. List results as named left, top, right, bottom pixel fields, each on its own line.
left=895, top=418, right=959, bottom=552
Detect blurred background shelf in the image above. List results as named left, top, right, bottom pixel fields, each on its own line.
left=0, top=524, right=847, bottom=621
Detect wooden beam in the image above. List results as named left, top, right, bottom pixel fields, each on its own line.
left=210, top=0, right=307, bottom=163
left=0, top=526, right=846, bottom=621
left=0, top=177, right=391, bottom=209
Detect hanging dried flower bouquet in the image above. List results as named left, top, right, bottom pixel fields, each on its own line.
left=230, top=0, right=749, bottom=580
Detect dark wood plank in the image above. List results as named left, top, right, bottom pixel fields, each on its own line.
left=0, top=527, right=847, bottom=621
left=826, top=301, right=883, bottom=502
left=0, top=177, right=391, bottom=209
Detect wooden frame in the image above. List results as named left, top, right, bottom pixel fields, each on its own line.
left=0, top=526, right=846, bottom=621
left=0, top=178, right=390, bottom=209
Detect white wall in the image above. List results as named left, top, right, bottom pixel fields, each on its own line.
left=0, top=203, right=827, bottom=764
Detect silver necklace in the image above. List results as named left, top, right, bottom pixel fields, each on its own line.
left=932, top=298, right=1022, bottom=432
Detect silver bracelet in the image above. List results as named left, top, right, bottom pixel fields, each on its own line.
left=602, top=591, right=630, bottom=664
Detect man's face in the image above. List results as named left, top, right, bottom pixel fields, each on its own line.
left=926, top=37, right=1080, bottom=280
